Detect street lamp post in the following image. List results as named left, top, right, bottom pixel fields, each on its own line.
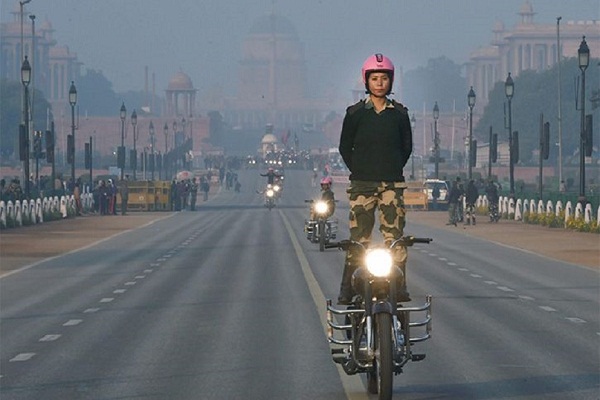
left=69, top=81, right=77, bottom=188
left=505, top=73, right=515, bottom=197
left=410, top=114, right=416, bottom=180
left=131, top=109, right=138, bottom=180
left=433, top=102, right=440, bottom=179
left=467, top=86, right=476, bottom=180
left=163, top=122, right=169, bottom=179
left=149, top=121, right=155, bottom=180
left=21, top=56, right=31, bottom=198
left=119, top=102, right=126, bottom=181
left=578, top=36, right=590, bottom=205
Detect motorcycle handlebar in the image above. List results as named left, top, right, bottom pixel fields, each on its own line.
left=325, top=236, right=432, bottom=250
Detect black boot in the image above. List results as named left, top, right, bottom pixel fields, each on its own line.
left=396, top=263, right=411, bottom=302
left=337, top=262, right=356, bottom=305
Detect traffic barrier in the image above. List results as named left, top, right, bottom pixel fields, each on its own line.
left=36, top=198, right=43, bottom=223
left=15, top=201, right=22, bottom=226
left=0, top=201, right=5, bottom=228
left=120, top=181, right=171, bottom=211
left=404, top=188, right=428, bottom=210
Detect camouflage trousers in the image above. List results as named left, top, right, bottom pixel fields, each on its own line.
left=345, top=180, right=408, bottom=269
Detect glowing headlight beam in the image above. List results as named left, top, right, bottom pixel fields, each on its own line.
left=365, top=249, right=393, bottom=277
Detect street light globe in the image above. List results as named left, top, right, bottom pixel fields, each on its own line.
left=131, top=109, right=137, bottom=127
left=68, top=81, right=77, bottom=106
left=21, top=56, right=31, bottom=86
left=433, top=102, right=439, bottom=120
left=468, top=86, right=476, bottom=109
left=120, top=102, right=127, bottom=121
left=578, top=36, right=590, bottom=72
left=505, top=73, right=514, bottom=100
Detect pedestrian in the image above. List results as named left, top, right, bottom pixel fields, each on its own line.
left=189, top=177, right=198, bottom=211
left=119, top=176, right=129, bottom=215
left=73, top=180, right=83, bottom=216
left=464, top=179, right=479, bottom=225
left=446, top=179, right=461, bottom=226
left=200, top=175, right=210, bottom=201
left=337, top=53, right=413, bottom=305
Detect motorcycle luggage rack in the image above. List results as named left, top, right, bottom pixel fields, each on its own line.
left=326, top=295, right=432, bottom=346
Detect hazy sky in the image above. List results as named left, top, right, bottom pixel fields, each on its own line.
left=3, top=0, right=599, bottom=101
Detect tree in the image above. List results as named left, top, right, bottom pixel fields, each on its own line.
left=402, top=56, right=466, bottom=113
left=1, top=79, right=51, bottom=163
left=76, top=69, right=118, bottom=116
left=475, top=57, right=599, bottom=164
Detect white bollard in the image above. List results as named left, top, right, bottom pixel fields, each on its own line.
left=515, top=198, right=523, bottom=221
left=584, top=203, right=592, bottom=223
left=0, top=200, right=5, bottom=228
left=15, top=201, right=22, bottom=226
left=545, top=200, right=554, bottom=215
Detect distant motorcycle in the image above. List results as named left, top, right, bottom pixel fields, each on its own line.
left=326, top=236, right=433, bottom=400
left=304, top=199, right=337, bottom=251
left=264, top=184, right=276, bottom=210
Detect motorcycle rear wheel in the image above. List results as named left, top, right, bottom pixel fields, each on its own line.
left=367, top=313, right=393, bottom=399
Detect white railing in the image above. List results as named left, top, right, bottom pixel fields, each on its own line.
left=479, top=195, right=598, bottom=227
left=0, top=193, right=95, bottom=229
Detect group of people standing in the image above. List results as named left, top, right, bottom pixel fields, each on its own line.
left=446, top=177, right=500, bottom=226
left=170, top=176, right=211, bottom=211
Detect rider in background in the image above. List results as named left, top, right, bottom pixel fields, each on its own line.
left=310, top=176, right=336, bottom=220
left=485, top=179, right=499, bottom=216
left=260, top=167, right=280, bottom=185
left=337, top=53, right=413, bottom=305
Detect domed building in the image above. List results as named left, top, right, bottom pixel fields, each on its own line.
left=166, top=70, right=197, bottom=117
left=222, top=12, right=329, bottom=133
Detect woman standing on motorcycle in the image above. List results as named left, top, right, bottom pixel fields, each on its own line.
left=337, top=53, right=413, bottom=305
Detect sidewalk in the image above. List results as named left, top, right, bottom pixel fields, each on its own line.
left=0, top=212, right=172, bottom=276
left=1, top=210, right=598, bottom=278
left=406, top=210, right=599, bottom=270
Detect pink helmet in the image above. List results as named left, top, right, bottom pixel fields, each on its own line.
left=320, top=176, right=332, bottom=185
left=361, top=53, right=394, bottom=94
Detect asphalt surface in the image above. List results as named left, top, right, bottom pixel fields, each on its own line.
left=1, top=170, right=598, bottom=400
left=1, top=198, right=598, bottom=276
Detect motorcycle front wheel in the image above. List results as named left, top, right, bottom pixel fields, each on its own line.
left=318, top=220, right=325, bottom=252
left=367, top=313, right=393, bottom=399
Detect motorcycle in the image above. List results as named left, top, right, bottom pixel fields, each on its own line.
left=264, top=184, right=276, bottom=210
left=326, top=236, right=433, bottom=400
left=304, top=199, right=337, bottom=252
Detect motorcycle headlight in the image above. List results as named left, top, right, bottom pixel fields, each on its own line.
left=266, top=189, right=275, bottom=197
left=273, top=185, right=281, bottom=192
left=314, top=200, right=328, bottom=215
left=365, top=249, right=393, bottom=278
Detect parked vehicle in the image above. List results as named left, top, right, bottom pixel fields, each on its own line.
left=423, top=179, right=448, bottom=210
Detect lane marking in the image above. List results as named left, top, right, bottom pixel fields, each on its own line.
left=484, top=281, right=497, bottom=285
left=99, top=298, right=114, bottom=303
left=113, top=289, right=126, bottom=294
left=497, top=286, right=514, bottom=292
left=10, top=353, right=35, bottom=362
left=63, top=319, right=83, bottom=326
left=84, top=308, right=100, bottom=313
left=279, top=211, right=369, bottom=400
left=566, top=317, right=586, bottom=323
left=39, top=334, right=61, bottom=342
left=539, top=306, right=557, bottom=312
left=125, top=281, right=136, bottom=286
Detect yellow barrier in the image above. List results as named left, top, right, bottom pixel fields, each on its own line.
left=117, top=181, right=172, bottom=211
left=404, top=188, right=428, bottom=210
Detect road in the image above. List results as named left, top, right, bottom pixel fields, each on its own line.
left=1, top=169, right=598, bottom=399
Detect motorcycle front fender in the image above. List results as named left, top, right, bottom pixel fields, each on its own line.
left=372, top=300, right=395, bottom=315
